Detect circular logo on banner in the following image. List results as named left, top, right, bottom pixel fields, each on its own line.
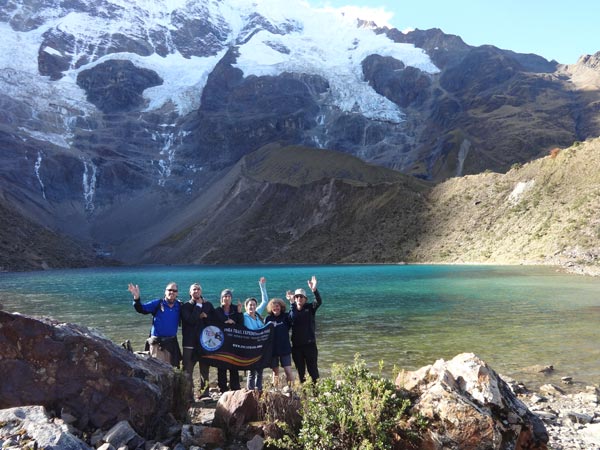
left=200, top=325, right=224, bottom=351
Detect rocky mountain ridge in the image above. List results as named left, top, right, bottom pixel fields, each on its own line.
left=3, top=137, right=599, bottom=273
left=135, top=139, right=600, bottom=272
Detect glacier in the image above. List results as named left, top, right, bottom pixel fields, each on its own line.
left=1, top=0, right=438, bottom=122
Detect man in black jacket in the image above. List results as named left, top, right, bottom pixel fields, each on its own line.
left=289, top=276, right=322, bottom=383
left=181, top=283, right=215, bottom=400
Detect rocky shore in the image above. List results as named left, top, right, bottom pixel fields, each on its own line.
left=520, top=383, right=600, bottom=450
left=1, top=311, right=598, bottom=449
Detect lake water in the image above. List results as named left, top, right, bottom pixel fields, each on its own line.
left=1, top=264, right=598, bottom=390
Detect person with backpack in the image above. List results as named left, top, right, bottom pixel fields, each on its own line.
left=128, top=281, right=182, bottom=367
left=242, top=276, right=270, bottom=391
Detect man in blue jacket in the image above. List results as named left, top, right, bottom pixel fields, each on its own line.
left=128, top=282, right=182, bottom=367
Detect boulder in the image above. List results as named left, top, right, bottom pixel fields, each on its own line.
left=396, top=353, right=548, bottom=450
left=180, top=424, right=225, bottom=447
left=213, top=389, right=260, bottom=436
left=102, top=420, right=144, bottom=449
left=0, top=311, right=187, bottom=438
left=539, top=384, right=565, bottom=396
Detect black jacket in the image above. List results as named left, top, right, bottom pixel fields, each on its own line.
left=289, top=289, right=322, bottom=346
left=181, top=299, right=215, bottom=348
left=213, top=305, right=244, bottom=326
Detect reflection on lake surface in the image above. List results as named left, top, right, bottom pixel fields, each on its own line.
left=1, top=264, right=598, bottom=389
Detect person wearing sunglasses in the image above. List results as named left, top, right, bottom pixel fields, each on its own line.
left=289, top=276, right=322, bottom=383
left=128, top=281, right=182, bottom=367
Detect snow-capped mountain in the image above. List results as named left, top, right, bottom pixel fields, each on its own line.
left=4, top=0, right=437, bottom=118
left=1, top=0, right=436, bottom=210
left=1, top=0, right=599, bottom=268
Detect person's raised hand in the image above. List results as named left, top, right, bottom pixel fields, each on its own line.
left=307, top=276, right=317, bottom=292
left=128, top=283, right=140, bottom=299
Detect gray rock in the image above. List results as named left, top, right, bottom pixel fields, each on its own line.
left=540, top=383, right=566, bottom=396
left=246, top=434, right=264, bottom=450
left=0, top=405, right=91, bottom=450
left=103, top=421, right=141, bottom=448
left=566, top=411, right=593, bottom=424
left=530, top=394, right=547, bottom=404
left=96, top=444, right=115, bottom=450
left=534, top=411, right=558, bottom=422
left=89, top=428, right=105, bottom=447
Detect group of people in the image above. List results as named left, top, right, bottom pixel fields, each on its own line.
left=127, top=276, right=322, bottom=399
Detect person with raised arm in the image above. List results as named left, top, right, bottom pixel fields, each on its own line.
left=242, top=277, right=270, bottom=391
left=289, top=276, right=322, bottom=383
left=265, top=293, right=294, bottom=387
left=128, top=282, right=182, bottom=367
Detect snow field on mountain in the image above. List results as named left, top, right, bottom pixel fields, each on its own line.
left=1, top=0, right=439, bottom=122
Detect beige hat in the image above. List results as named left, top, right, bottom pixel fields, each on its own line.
left=294, top=288, right=307, bottom=298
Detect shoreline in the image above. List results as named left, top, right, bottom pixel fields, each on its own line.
left=1, top=258, right=599, bottom=277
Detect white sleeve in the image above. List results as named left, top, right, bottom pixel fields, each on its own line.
left=257, top=281, right=268, bottom=316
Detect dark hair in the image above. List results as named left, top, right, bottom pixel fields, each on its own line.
left=244, top=297, right=258, bottom=308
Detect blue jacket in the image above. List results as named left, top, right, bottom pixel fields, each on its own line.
left=134, top=298, right=181, bottom=337
left=243, top=281, right=269, bottom=330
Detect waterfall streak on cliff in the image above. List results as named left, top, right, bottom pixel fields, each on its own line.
left=34, top=152, right=47, bottom=200
left=82, top=159, right=97, bottom=212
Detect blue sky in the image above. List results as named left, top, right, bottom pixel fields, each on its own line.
left=306, top=0, right=599, bottom=64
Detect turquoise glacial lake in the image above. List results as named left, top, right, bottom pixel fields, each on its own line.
left=1, top=264, right=598, bottom=389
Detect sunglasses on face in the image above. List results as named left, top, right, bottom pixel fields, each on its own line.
left=167, top=289, right=178, bottom=292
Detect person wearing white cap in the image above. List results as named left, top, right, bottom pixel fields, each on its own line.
left=289, top=275, right=322, bottom=383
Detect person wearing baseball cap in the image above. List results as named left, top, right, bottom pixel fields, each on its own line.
left=289, top=275, right=322, bottom=383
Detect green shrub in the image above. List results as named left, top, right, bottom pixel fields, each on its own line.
left=266, top=356, right=411, bottom=450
